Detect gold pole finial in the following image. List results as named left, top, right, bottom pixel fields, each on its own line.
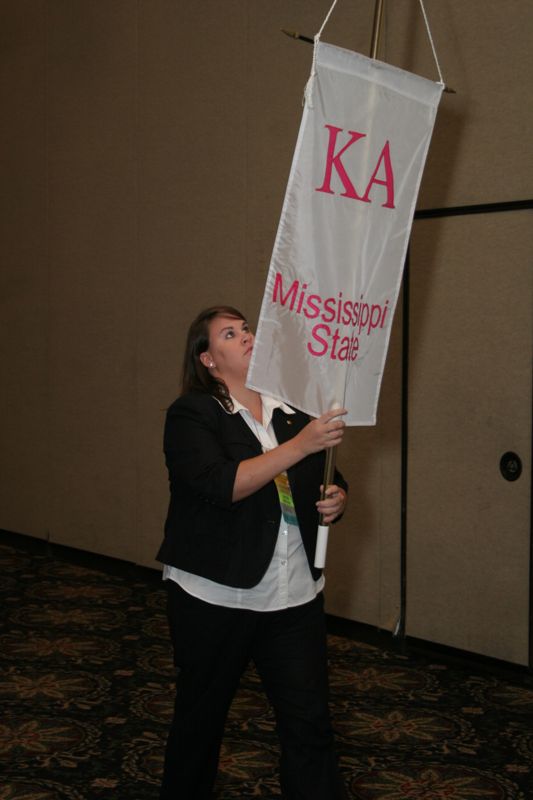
left=281, top=29, right=314, bottom=45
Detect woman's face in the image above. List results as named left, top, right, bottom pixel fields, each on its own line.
left=200, top=315, right=254, bottom=384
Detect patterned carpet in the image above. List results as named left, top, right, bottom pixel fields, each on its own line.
left=1, top=533, right=532, bottom=800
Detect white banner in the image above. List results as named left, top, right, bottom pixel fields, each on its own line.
left=247, top=43, right=443, bottom=425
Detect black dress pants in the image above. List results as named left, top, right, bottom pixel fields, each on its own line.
left=159, top=582, right=347, bottom=800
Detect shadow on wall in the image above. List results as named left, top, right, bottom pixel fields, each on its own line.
left=325, top=423, right=380, bottom=619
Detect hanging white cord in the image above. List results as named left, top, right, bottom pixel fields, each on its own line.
left=304, top=0, right=339, bottom=107
left=303, top=0, right=446, bottom=98
left=418, top=0, right=445, bottom=85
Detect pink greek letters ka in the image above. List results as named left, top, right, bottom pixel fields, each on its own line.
left=315, top=125, right=396, bottom=209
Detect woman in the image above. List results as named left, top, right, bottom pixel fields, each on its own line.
left=157, top=305, right=349, bottom=799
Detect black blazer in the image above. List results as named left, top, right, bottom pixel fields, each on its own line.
left=157, top=391, right=347, bottom=589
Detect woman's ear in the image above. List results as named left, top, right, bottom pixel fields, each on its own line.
left=199, top=352, right=214, bottom=369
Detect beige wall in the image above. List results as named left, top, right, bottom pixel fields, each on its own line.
left=407, top=210, right=532, bottom=664
left=1, top=1, right=531, bottom=661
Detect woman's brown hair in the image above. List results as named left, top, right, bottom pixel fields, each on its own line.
left=181, top=305, right=247, bottom=411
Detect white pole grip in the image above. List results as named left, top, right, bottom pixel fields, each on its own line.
left=314, top=524, right=330, bottom=568
left=313, top=403, right=342, bottom=569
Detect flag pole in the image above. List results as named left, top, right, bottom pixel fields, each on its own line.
left=314, top=0, right=385, bottom=569
left=314, top=442, right=338, bottom=568
left=370, top=0, right=385, bottom=59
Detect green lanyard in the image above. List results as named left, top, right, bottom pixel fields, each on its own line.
left=273, top=471, right=298, bottom=525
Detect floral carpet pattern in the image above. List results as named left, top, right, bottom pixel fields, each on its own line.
left=1, top=535, right=532, bottom=800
